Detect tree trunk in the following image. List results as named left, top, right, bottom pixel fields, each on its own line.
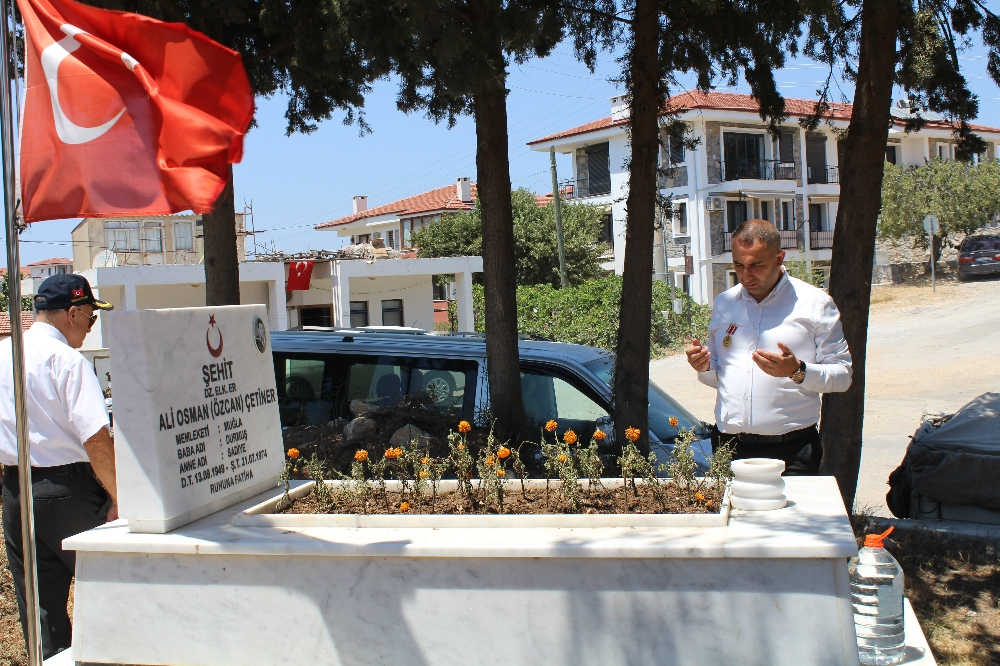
left=203, top=165, right=241, bottom=306
left=474, top=56, right=523, bottom=441
left=818, top=0, right=900, bottom=508
left=613, top=0, right=658, bottom=455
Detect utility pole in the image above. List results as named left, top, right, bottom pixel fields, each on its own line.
left=550, top=147, right=569, bottom=288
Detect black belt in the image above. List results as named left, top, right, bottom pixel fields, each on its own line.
left=729, top=425, right=818, bottom=445
left=3, top=462, right=94, bottom=478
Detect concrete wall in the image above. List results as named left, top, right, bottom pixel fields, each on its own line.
left=348, top=275, right=434, bottom=329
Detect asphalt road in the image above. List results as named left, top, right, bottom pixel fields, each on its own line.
left=649, top=272, right=1000, bottom=515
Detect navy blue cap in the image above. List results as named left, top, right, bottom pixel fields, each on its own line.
left=34, top=274, right=113, bottom=311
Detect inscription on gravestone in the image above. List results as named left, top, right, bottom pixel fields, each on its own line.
left=107, top=305, right=283, bottom=533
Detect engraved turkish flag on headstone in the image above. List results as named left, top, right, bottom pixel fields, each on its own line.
left=286, top=261, right=314, bottom=292
left=17, top=0, right=254, bottom=222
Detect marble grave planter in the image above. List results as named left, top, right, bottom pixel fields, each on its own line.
left=64, top=476, right=861, bottom=666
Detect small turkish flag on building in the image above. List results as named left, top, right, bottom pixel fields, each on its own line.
left=17, top=0, right=254, bottom=222
left=286, top=261, right=314, bottom=292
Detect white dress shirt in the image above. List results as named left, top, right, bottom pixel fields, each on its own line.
left=697, top=270, right=852, bottom=436
left=0, top=322, right=109, bottom=466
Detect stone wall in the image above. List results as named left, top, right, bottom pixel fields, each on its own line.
left=659, top=166, right=688, bottom=189
left=712, top=263, right=730, bottom=301
left=709, top=203, right=725, bottom=256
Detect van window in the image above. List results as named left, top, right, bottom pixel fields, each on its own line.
left=520, top=366, right=609, bottom=440
left=274, top=352, right=478, bottom=427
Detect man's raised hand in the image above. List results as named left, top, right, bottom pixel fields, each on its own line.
left=686, top=338, right=711, bottom=372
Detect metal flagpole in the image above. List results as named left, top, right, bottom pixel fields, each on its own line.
left=0, top=0, right=43, bottom=663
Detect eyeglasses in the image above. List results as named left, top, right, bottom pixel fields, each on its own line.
left=87, top=314, right=98, bottom=329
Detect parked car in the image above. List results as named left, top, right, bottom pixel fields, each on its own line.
left=271, top=328, right=713, bottom=473
left=957, top=234, right=1000, bottom=280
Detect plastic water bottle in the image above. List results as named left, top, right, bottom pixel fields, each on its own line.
left=849, top=526, right=905, bottom=665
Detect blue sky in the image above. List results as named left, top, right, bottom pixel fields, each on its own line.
left=8, top=40, right=1000, bottom=266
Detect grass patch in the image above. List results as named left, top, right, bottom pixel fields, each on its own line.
left=852, top=510, right=1000, bottom=666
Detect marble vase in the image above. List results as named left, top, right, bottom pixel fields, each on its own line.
left=731, top=458, right=788, bottom=510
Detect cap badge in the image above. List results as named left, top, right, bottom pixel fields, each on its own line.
left=72, top=289, right=84, bottom=298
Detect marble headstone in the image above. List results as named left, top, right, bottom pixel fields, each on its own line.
left=107, top=305, right=283, bottom=533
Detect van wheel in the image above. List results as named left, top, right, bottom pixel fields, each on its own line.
left=421, top=373, right=456, bottom=404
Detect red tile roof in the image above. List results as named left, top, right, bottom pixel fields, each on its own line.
left=25, top=257, right=72, bottom=267
left=316, top=183, right=478, bottom=230
left=0, top=268, right=29, bottom=278
left=0, top=312, right=34, bottom=336
left=534, top=185, right=575, bottom=206
left=528, top=91, right=1000, bottom=144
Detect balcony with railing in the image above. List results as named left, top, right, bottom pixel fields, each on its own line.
left=809, top=230, right=835, bottom=249
left=575, top=176, right=611, bottom=198
left=806, top=165, right=839, bottom=184
left=723, top=229, right=799, bottom=251
left=719, top=159, right=795, bottom=182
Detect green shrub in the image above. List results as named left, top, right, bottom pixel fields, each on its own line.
left=472, top=275, right=710, bottom=358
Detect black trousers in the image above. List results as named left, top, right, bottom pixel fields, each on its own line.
left=2, top=467, right=111, bottom=659
left=711, top=425, right=822, bottom=476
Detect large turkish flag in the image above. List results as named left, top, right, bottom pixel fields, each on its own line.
left=17, top=0, right=254, bottom=222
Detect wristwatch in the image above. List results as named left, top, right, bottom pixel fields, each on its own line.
left=790, top=361, right=806, bottom=385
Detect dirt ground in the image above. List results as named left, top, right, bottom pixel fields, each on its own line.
left=650, top=271, right=1000, bottom=516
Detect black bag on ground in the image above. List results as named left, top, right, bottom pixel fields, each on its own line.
left=886, top=392, right=1000, bottom=518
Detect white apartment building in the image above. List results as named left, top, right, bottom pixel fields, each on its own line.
left=529, top=91, right=1000, bottom=303
left=71, top=213, right=248, bottom=272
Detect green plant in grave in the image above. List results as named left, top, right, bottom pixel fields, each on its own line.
left=577, top=429, right=606, bottom=489
left=550, top=428, right=581, bottom=512
left=449, top=421, right=479, bottom=511
left=475, top=429, right=509, bottom=514
left=303, top=454, right=332, bottom=505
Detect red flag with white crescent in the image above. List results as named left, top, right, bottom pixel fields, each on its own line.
left=286, top=261, right=314, bottom=292
left=17, top=0, right=254, bottom=222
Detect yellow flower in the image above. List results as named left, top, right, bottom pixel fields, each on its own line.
left=593, top=429, right=606, bottom=440
left=545, top=420, right=558, bottom=432
left=354, top=450, right=369, bottom=462
left=625, top=427, right=640, bottom=442
left=695, top=492, right=705, bottom=501
left=497, top=447, right=511, bottom=459
left=557, top=454, right=568, bottom=463
left=669, top=417, right=679, bottom=428
left=287, top=448, right=300, bottom=459
left=497, top=470, right=506, bottom=476
left=400, top=502, right=410, bottom=512
left=458, top=421, right=471, bottom=433
left=563, top=430, right=578, bottom=445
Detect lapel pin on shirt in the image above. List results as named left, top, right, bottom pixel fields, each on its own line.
left=723, top=324, right=738, bottom=348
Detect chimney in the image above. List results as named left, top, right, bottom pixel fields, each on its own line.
left=353, top=196, right=368, bottom=214
left=610, top=95, right=630, bottom=121
left=456, top=177, right=472, bottom=202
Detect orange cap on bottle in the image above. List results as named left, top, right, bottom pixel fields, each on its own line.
left=864, top=526, right=894, bottom=548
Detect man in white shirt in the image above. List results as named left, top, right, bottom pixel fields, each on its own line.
left=685, top=219, right=852, bottom=474
left=1, top=274, right=117, bottom=659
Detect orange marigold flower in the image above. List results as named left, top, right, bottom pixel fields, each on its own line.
left=456, top=444, right=464, bottom=450
left=545, top=420, right=558, bottom=432
left=419, top=471, right=429, bottom=478
left=287, top=448, right=300, bottom=459
left=593, top=429, right=606, bottom=440
left=557, top=454, right=568, bottom=463
left=497, top=447, right=511, bottom=459
left=669, top=417, right=679, bottom=428
left=695, top=492, right=706, bottom=501
left=563, top=430, right=578, bottom=445
left=421, top=457, right=430, bottom=465
left=497, top=470, right=506, bottom=476
left=458, top=421, right=472, bottom=433
left=354, top=450, right=369, bottom=462
left=625, top=427, right=641, bottom=442
left=400, top=502, right=411, bottom=512
left=385, top=448, right=400, bottom=459
left=706, top=500, right=714, bottom=506
left=486, top=456, right=496, bottom=466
